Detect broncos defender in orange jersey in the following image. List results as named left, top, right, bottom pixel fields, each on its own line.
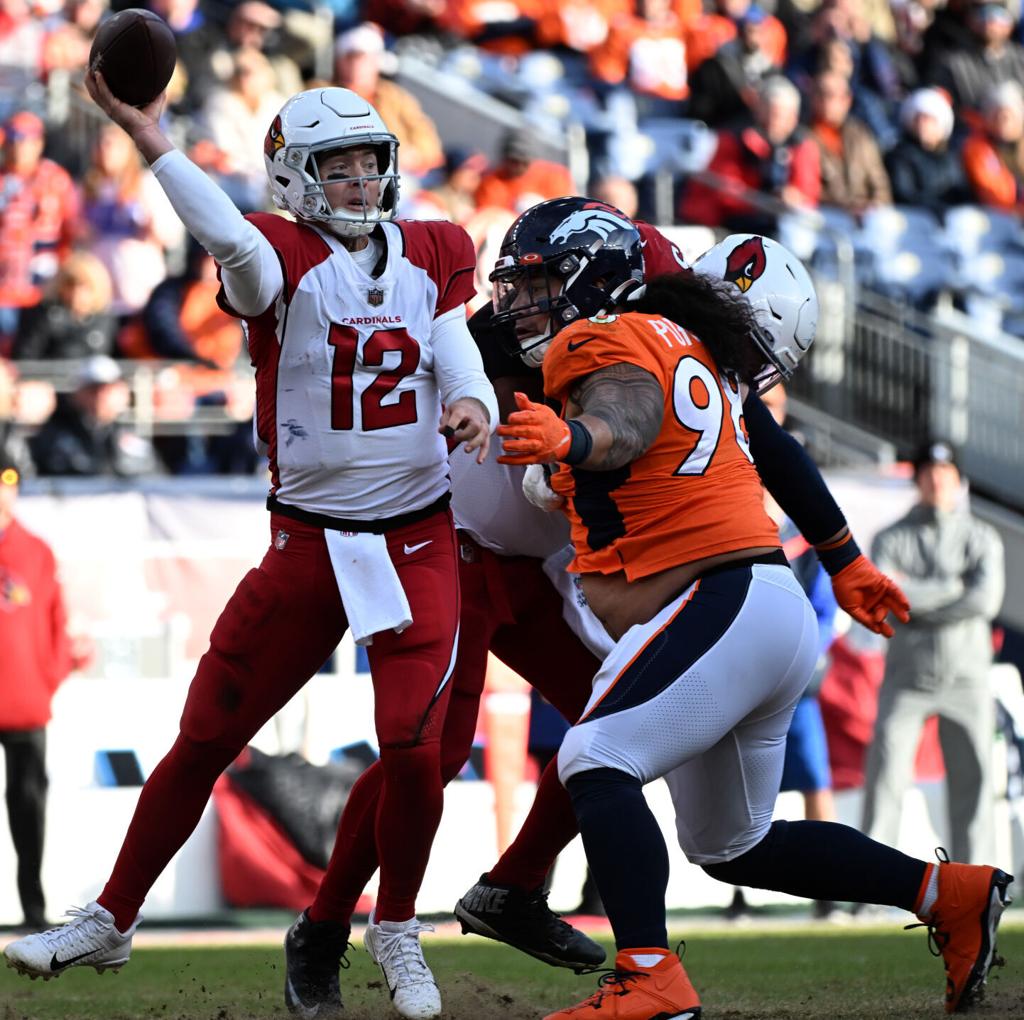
left=496, top=217, right=1013, bottom=1019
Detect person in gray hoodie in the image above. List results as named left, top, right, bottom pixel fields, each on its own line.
left=863, top=439, right=1005, bottom=864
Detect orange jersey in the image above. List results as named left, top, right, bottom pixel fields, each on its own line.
left=543, top=311, right=779, bottom=581
left=589, top=14, right=690, bottom=100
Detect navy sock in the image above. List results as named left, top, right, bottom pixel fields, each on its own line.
left=703, top=820, right=927, bottom=911
left=566, top=768, right=668, bottom=950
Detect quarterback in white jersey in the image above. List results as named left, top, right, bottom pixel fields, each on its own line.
left=3, top=76, right=498, bottom=1020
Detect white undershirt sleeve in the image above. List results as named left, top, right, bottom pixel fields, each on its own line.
left=431, top=307, right=499, bottom=432
left=151, top=150, right=283, bottom=317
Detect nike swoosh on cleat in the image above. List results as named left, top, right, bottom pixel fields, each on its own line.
left=284, top=976, right=321, bottom=1017
left=50, top=950, right=98, bottom=971
left=404, top=540, right=433, bottom=554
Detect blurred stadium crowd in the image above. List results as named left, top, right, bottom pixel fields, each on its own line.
left=2, top=0, right=1024, bottom=478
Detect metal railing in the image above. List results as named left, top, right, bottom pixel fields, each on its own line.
left=789, top=287, right=1024, bottom=509
left=11, top=358, right=255, bottom=439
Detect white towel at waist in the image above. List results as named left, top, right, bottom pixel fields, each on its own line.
left=542, top=544, right=615, bottom=660
left=324, top=530, right=412, bottom=646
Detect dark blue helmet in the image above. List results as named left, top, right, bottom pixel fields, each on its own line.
left=489, top=197, right=645, bottom=367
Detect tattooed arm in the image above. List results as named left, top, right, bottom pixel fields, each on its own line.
left=566, top=363, right=664, bottom=470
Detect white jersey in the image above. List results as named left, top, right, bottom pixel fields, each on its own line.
left=232, top=214, right=477, bottom=521
left=450, top=440, right=569, bottom=560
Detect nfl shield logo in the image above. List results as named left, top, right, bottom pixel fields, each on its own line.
left=274, top=530, right=290, bottom=550
left=367, top=287, right=384, bottom=307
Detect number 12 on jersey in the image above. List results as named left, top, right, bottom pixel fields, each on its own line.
left=328, top=325, right=421, bottom=432
left=671, top=356, right=753, bottom=475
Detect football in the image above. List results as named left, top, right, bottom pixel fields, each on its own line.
left=88, top=8, right=177, bottom=108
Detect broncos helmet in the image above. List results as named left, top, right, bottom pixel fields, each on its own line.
left=490, top=197, right=645, bottom=368
left=694, top=234, right=818, bottom=393
left=264, top=87, right=399, bottom=238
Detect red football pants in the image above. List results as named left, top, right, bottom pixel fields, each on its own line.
left=310, top=533, right=599, bottom=923
left=99, top=510, right=459, bottom=930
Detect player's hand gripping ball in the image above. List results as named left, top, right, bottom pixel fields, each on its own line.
left=88, top=9, right=177, bottom=108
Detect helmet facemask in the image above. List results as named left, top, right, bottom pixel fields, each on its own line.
left=749, top=320, right=800, bottom=394
left=490, top=241, right=642, bottom=368
left=274, top=138, right=397, bottom=237
left=304, top=141, right=399, bottom=237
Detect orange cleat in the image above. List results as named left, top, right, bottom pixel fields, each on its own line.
left=543, top=946, right=701, bottom=1020
left=908, top=851, right=1014, bottom=1013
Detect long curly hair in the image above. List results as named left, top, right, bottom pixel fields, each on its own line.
left=627, top=271, right=767, bottom=388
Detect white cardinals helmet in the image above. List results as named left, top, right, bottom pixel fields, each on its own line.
left=264, top=87, right=399, bottom=237
left=694, top=234, right=817, bottom=393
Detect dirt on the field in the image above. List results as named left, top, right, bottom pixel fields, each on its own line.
left=5, top=987, right=1024, bottom=1020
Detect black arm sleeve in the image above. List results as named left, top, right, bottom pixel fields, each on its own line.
left=468, top=304, right=541, bottom=383
left=744, top=392, right=847, bottom=546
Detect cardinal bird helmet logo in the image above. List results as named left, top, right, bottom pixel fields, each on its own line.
left=724, top=236, right=768, bottom=293
left=264, top=115, right=285, bottom=159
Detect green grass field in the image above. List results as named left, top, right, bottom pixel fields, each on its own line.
left=3, top=920, right=1023, bottom=1020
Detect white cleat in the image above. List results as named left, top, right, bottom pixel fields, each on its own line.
left=363, top=912, right=441, bottom=1019
left=3, top=902, right=139, bottom=979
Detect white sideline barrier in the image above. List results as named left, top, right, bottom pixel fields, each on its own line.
left=1, top=479, right=1019, bottom=924
left=1, top=661, right=1018, bottom=924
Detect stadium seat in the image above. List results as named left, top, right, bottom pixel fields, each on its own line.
left=792, top=207, right=858, bottom=280
left=628, top=118, right=716, bottom=179
left=958, top=250, right=1024, bottom=316
left=942, top=205, right=1023, bottom=259
left=857, top=205, right=943, bottom=256
left=871, top=247, right=957, bottom=306
left=854, top=206, right=950, bottom=304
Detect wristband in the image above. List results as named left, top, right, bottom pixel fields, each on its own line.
left=815, top=532, right=861, bottom=576
left=564, top=419, right=593, bottom=465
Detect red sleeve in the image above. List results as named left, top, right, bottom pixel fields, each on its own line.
left=44, top=547, right=71, bottom=691
left=678, top=131, right=745, bottom=226
left=247, top=213, right=331, bottom=302
left=636, top=221, right=689, bottom=277
left=55, top=166, right=81, bottom=257
left=396, top=219, right=477, bottom=317
left=214, top=212, right=330, bottom=318
left=789, top=138, right=821, bottom=207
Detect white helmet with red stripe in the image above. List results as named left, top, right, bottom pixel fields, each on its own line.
left=695, top=234, right=817, bottom=393
left=264, top=87, right=399, bottom=237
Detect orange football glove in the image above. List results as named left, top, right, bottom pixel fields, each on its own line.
left=831, top=555, right=911, bottom=638
left=497, top=392, right=571, bottom=464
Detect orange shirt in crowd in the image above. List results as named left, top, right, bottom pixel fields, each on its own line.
left=543, top=311, right=780, bottom=581
left=962, top=131, right=1024, bottom=213
left=589, top=10, right=693, bottom=100
left=535, top=0, right=629, bottom=53
left=685, top=11, right=787, bottom=71
left=813, top=120, right=844, bottom=159
left=439, top=0, right=543, bottom=55
left=0, top=158, right=80, bottom=309
left=474, top=159, right=576, bottom=213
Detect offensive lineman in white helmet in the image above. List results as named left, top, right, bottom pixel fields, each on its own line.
left=4, top=75, right=499, bottom=1020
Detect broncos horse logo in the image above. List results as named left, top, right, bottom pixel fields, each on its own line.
left=724, top=236, right=767, bottom=293
left=549, top=204, right=634, bottom=246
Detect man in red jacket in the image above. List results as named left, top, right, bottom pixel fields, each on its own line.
left=0, top=451, right=75, bottom=929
